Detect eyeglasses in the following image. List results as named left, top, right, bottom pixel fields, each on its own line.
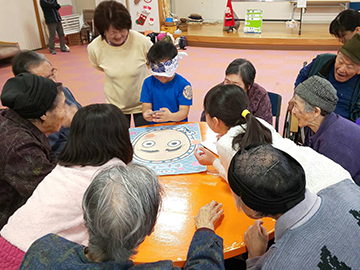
left=47, top=68, right=59, bottom=80
left=106, top=29, right=128, bottom=37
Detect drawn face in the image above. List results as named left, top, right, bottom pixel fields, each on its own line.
left=134, top=129, right=191, bottom=161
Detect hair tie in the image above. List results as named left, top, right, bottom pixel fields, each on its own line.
left=241, top=109, right=250, bottom=119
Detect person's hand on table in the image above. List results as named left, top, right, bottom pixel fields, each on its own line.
left=244, top=220, right=269, bottom=258
left=195, top=200, right=224, bottom=231
left=153, top=107, right=171, bottom=122
left=194, top=145, right=216, bottom=165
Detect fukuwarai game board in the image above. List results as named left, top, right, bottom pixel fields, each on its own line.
left=129, top=123, right=207, bottom=176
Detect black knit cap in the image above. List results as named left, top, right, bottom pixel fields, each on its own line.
left=1, top=73, right=58, bottom=119
left=228, top=144, right=306, bottom=215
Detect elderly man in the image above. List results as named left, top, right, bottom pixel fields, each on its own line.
left=291, top=75, right=360, bottom=184
left=227, top=143, right=360, bottom=269
left=12, top=50, right=81, bottom=156
left=295, top=33, right=360, bottom=122
left=20, top=164, right=225, bottom=269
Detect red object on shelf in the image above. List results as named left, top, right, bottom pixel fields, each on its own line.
left=59, top=5, right=73, bottom=16
left=224, top=0, right=235, bottom=27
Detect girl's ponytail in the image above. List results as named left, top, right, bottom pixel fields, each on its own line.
left=232, top=110, right=272, bottom=149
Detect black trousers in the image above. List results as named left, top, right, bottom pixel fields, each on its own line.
left=125, top=113, right=149, bottom=127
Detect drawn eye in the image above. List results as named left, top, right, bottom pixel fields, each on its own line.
left=142, top=140, right=155, bottom=148
left=167, top=140, right=181, bottom=147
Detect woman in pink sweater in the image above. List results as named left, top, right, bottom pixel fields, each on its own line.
left=0, top=104, right=133, bottom=269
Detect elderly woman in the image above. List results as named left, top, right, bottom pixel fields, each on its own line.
left=201, top=58, right=273, bottom=125
left=291, top=75, right=360, bottom=185
left=0, top=73, right=66, bottom=229
left=88, top=1, right=153, bottom=127
left=19, top=164, right=224, bottom=269
left=0, top=104, right=133, bottom=269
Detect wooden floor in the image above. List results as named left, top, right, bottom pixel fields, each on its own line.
left=174, top=22, right=342, bottom=50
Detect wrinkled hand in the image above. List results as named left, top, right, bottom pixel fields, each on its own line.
left=195, top=200, right=224, bottom=231
left=244, top=220, right=269, bottom=258
left=194, top=145, right=216, bottom=165
left=62, top=103, right=78, bottom=128
left=153, top=107, right=171, bottom=122
left=143, top=109, right=155, bottom=122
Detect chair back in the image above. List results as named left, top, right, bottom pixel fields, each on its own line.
left=268, top=92, right=282, bottom=132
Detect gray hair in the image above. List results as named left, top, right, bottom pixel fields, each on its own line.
left=82, top=163, right=163, bottom=262
left=12, top=50, right=49, bottom=76
left=225, top=58, right=256, bottom=90
left=295, top=94, right=330, bottom=117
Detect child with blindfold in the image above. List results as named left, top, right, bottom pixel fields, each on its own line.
left=140, top=41, right=192, bottom=123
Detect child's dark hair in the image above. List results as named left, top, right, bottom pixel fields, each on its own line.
left=59, top=104, right=133, bottom=167
left=204, top=84, right=272, bottom=149
left=226, top=58, right=256, bottom=90
left=329, top=9, right=360, bottom=38
left=147, top=41, right=178, bottom=64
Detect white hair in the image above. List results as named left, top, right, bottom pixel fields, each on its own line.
left=82, top=163, right=163, bottom=262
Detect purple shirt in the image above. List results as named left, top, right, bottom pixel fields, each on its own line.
left=247, top=83, right=273, bottom=125
left=0, top=109, right=56, bottom=229
left=304, top=112, right=360, bottom=185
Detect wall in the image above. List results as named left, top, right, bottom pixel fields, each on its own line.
left=172, top=0, right=347, bottom=23
left=73, top=0, right=96, bottom=14
left=0, top=0, right=42, bottom=50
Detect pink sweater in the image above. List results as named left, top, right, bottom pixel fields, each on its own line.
left=0, top=158, right=125, bottom=252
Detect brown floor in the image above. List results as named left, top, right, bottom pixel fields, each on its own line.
left=174, top=22, right=342, bottom=50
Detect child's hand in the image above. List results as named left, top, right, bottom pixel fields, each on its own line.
left=143, top=109, right=155, bottom=122
left=194, top=145, right=216, bottom=165
left=153, top=108, right=171, bottom=122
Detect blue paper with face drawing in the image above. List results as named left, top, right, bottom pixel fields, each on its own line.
left=129, top=123, right=207, bottom=176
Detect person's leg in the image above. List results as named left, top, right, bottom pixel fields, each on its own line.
left=47, top=23, right=57, bottom=54
left=56, top=22, right=69, bottom=52
left=133, top=113, right=149, bottom=127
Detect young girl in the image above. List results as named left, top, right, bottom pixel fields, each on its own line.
left=0, top=104, right=133, bottom=269
left=195, top=84, right=351, bottom=191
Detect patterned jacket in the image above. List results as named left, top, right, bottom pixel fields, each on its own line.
left=0, top=109, right=56, bottom=229
left=20, top=229, right=225, bottom=269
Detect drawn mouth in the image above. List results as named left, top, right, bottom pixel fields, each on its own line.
left=140, top=149, right=160, bottom=153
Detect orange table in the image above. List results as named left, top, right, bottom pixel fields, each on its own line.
left=133, top=122, right=275, bottom=267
